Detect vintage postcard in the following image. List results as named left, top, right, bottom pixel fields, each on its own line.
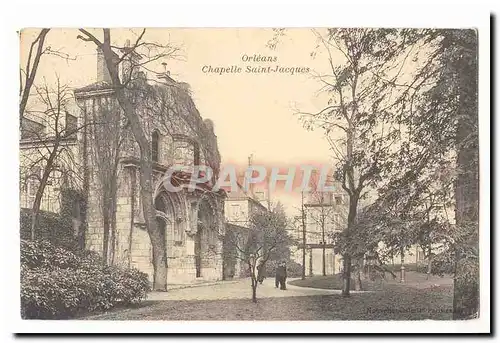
left=16, top=25, right=488, bottom=334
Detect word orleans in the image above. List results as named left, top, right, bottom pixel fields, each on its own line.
left=202, top=54, right=309, bottom=76
left=159, top=165, right=336, bottom=194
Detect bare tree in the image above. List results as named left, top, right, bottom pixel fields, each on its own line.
left=225, top=205, right=291, bottom=303
left=86, top=98, right=123, bottom=265
left=20, top=29, right=78, bottom=122
left=76, top=28, right=182, bottom=290
left=19, top=29, right=50, bottom=123
left=20, top=78, right=88, bottom=241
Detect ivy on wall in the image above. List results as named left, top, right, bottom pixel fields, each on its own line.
left=20, top=188, right=86, bottom=251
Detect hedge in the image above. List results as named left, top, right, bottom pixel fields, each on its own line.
left=21, top=240, right=150, bottom=319
left=384, top=257, right=454, bottom=276
left=20, top=208, right=78, bottom=251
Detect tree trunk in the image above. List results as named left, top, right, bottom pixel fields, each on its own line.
left=251, top=277, right=257, bottom=303
left=30, top=194, right=42, bottom=241
left=322, top=221, right=326, bottom=276
left=452, top=109, right=479, bottom=318
left=151, top=237, right=168, bottom=291
left=80, top=107, right=90, bottom=251
left=144, top=175, right=167, bottom=291
left=249, top=262, right=258, bottom=303
left=353, top=259, right=362, bottom=291
left=90, top=97, right=120, bottom=266
left=309, top=248, right=313, bottom=276
left=301, top=191, right=306, bottom=280
left=365, top=256, right=371, bottom=280
left=322, top=245, right=326, bottom=276
left=118, top=90, right=166, bottom=289
left=20, top=29, right=50, bottom=124
left=30, top=145, right=58, bottom=240
left=342, top=192, right=359, bottom=297
left=342, top=255, right=351, bottom=296
left=109, top=178, right=118, bottom=265
left=98, top=30, right=167, bottom=290
left=102, top=210, right=110, bottom=265
left=400, top=247, right=406, bottom=283
left=426, top=245, right=432, bottom=280
left=452, top=30, right=479, bottom=320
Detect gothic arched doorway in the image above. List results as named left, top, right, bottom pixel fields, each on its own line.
left=154, top=194, right=174, bottom=268
left=194, top=225, right=202, bottom=278
left=195, top=197, right=220, bottom=279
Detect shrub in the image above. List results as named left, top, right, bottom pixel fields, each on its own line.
left=385, top=263, right=420, bottom=273
left=384, top=254, right=455, bottom=276
left=20, top=239, right=81, bottom=269
left=430, top=250, right=455, bottom=275
left=21, top=240, right=150, bottom=319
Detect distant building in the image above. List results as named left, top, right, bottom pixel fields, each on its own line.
left=289, top=175, right=453, bottom=277
left=291, top=181, right=348, bottom=276
left=222, top=180, right=269, bottom=279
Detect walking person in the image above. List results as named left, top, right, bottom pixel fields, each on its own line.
left=275, top=260, right=288, bottom=290
left=275, top=263, right=280, bottom=288
left=257, top=259, right=266, bottom=284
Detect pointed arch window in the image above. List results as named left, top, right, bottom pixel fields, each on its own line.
left=25, top=167, right=41, bottom=208
left=151, top=131, right=159, bottom=163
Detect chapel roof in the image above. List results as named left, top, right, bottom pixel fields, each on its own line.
left=74, top=80, right=113, bottom=94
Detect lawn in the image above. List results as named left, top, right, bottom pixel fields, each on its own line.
left=83, top=280, right=454, bottom=321
left=289, top=271, right=453, bottom=291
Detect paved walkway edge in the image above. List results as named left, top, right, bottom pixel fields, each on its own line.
left=148, top=279, right=241, bottom=296
left=286, top=278, right=371, bottom=293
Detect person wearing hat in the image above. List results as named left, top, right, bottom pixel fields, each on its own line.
left=257, top=259, right=266, bottom=284
left=275, top=260, right=288, bottom=290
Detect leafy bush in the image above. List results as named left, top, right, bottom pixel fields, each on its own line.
left=379, top=260, right=452, bottom=276
left=430, top=251, right=455, bottom=275
left=384, top=263, right=420, bottom=273
left=21, top=239, right=150, bottom=319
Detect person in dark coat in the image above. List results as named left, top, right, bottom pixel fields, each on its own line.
left=257, top=260, right=266, bottom=284
left=275, top=261, right=287, bottom=290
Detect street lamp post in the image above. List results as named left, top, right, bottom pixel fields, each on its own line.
left=400, top=247, right=406, bottom=283
left=301, top=191, right=306, bottom=280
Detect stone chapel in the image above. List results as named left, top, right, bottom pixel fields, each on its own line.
left=72, top=50, right=227, bottom=284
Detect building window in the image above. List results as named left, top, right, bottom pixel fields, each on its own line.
left=174, top=220, right=184, bottom=243
left=151, top=131, right=159, bottom=162
left=335, top=195, right=343, bottom=205
left=25, top=167, right=41, bottom=208
left=193, top=142, right=200, bottom=165
left=331, top=213, right=341, bottom=230
left=190, top=202, right=198, bottom=229
left=43, top=191, right=55, bottom=212
left=173, top=141, right=194, bottom=167
left=26, top=177, right=38, bottom=208
left=65, top=113, right=77, bottom=138
left=231, top=204, right=241, bottom=219
left=255, top=191, right=265, bottom=201
left=21, top=117, right=45, bottom=140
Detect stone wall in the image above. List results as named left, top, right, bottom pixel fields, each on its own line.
left=73, top=72, right=225, bottom=286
